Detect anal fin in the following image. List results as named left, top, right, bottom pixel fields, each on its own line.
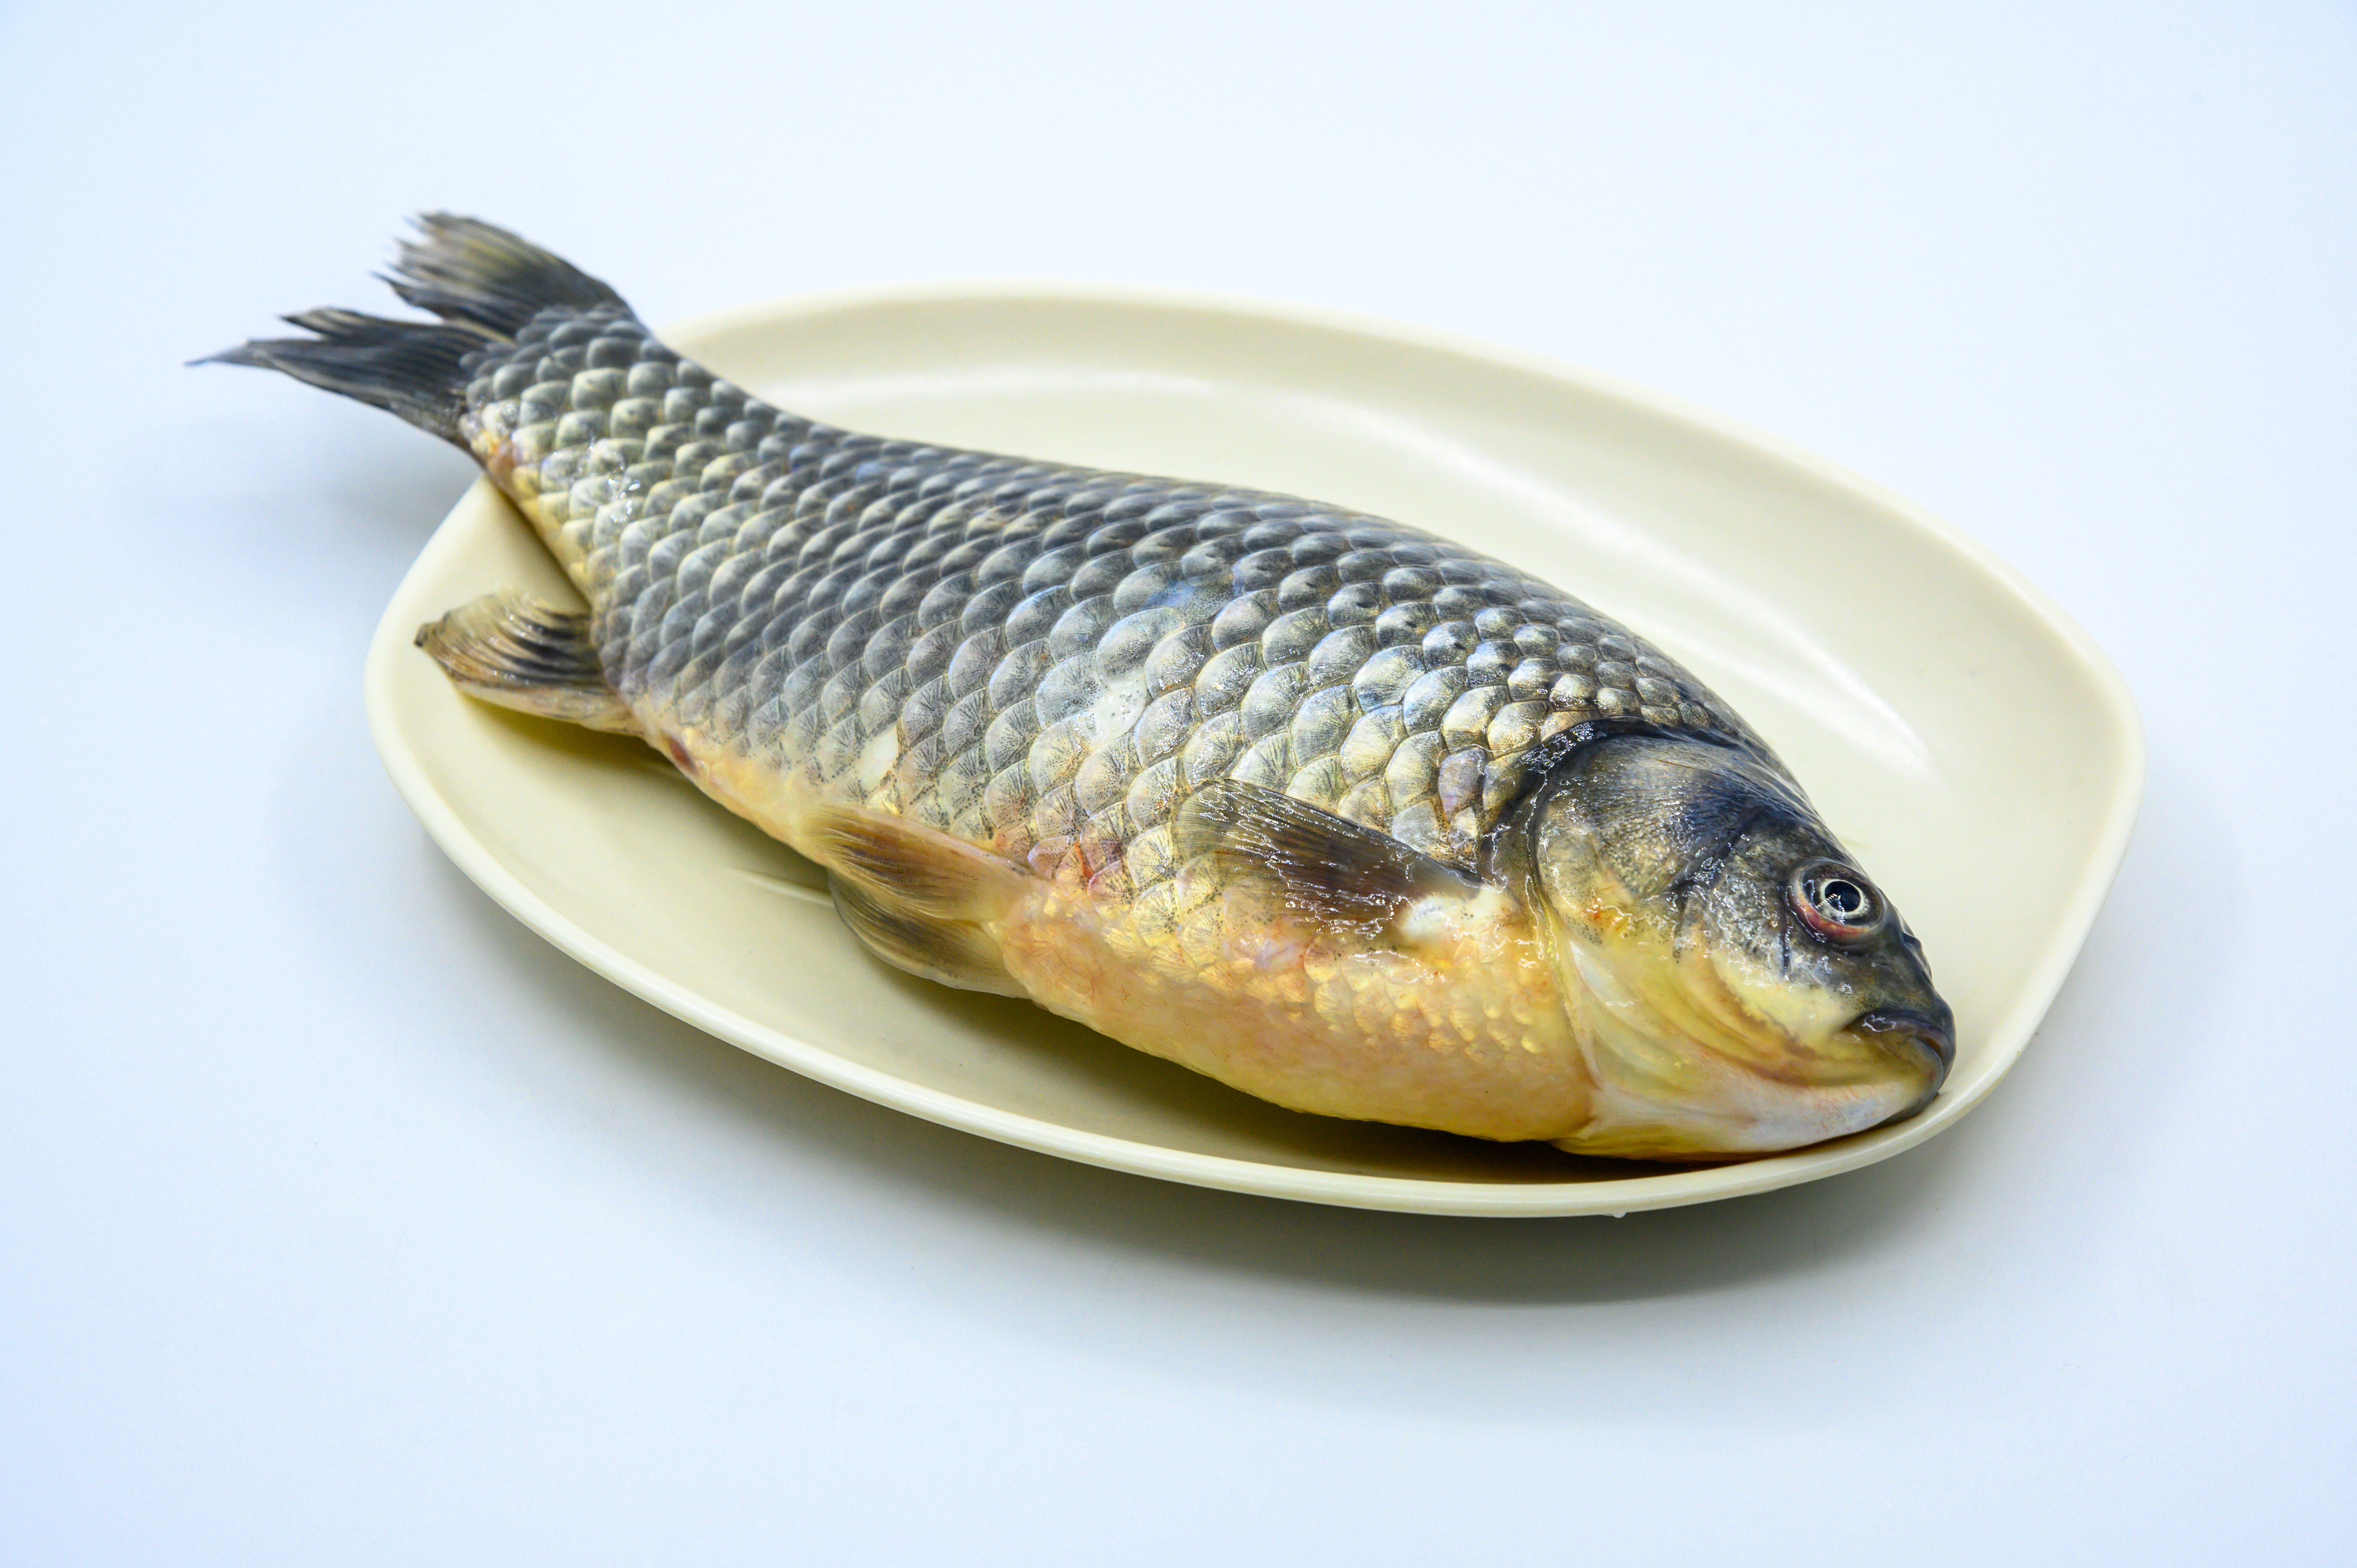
left=808, top=806, right=1032, bottom=997
left=415, top=591, right=637, bottom=733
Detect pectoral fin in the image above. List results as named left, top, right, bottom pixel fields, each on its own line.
left=415, top=591, right=636, bottom=733
left=807, top=807, right=1031, bottom=997
left=1173, top=779, right=1485, bottom=935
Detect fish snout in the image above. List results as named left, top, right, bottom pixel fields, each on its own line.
left=1850, top=1005, right=1956, bottom=1119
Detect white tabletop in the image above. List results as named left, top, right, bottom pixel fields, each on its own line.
left=4, top=4, right=2350, bottom=1562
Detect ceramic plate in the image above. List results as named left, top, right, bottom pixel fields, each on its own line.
left=363, top=284, right=2142, bottom=1216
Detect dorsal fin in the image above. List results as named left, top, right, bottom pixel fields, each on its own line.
left=413, top=591, right=637, bottom=733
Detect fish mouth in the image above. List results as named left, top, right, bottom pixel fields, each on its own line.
left=1849, top=1006, right=1956, bottom=1121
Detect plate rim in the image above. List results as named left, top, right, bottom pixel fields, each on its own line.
left=363, top=279, right=2146, bottom=1217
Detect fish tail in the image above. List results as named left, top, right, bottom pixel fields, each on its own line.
left=378, top=213, right=626, bottom=337
left=197, top=309, right=487, bottom=445
left=196, top=214, right=629, bottom=446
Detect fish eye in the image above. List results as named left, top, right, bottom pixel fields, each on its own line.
left=1788, top=860, right=1887, bottom=943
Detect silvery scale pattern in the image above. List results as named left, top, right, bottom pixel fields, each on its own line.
left=464, top=305, right=1764, bottom=907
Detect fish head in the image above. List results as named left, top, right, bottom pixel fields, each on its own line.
left=1511, top=729, right=1952, bottom=1158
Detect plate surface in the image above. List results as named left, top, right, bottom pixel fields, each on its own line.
left=364, top=284, right=2141, bottom=1215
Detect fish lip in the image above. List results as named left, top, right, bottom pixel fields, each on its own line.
left=1852, top=1006, right=1956, bottom=1117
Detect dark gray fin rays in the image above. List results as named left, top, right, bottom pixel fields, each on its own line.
left=195, top=309, right=486, bottom=446
left=382, top=213, right=626, bottom=337
left=414, top=592, right=638, bottom=733
left=807, top=807, right=1030, bottom=996
left=197, top=214, right=631, bottom=443
left=1173, top=779, right=1484, bottom=939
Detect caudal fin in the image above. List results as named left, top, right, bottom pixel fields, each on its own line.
left=196, top=214, right=629, bottom=446
left=381, top=213, right=624, bottom=337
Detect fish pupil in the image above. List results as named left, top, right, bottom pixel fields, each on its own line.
left=1818, top=878, right=1868, bottom=920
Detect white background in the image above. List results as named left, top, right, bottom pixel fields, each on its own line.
left=4, top=3, right=2350, bottom=1561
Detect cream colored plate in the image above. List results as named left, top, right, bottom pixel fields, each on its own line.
left=364, top=284, right=2143, bottom=1216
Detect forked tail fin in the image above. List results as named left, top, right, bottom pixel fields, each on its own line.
left=195, top=214, right=630, bottom=446
left=380, top=213, right=625, bottom=336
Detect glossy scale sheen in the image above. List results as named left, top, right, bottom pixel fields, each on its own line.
left=465, top=307, right=1760, bottom=882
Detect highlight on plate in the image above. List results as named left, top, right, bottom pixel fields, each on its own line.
left=207, top=215, right=1954, bottom=1162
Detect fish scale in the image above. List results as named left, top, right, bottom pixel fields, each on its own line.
left=458, top=305, right=1758, bottom=916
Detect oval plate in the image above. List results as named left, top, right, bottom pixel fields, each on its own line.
left=364, top=284, right=2142, bottom=1216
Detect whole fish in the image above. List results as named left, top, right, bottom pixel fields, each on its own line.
left=211, top=215, right=1952, bottom=1160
